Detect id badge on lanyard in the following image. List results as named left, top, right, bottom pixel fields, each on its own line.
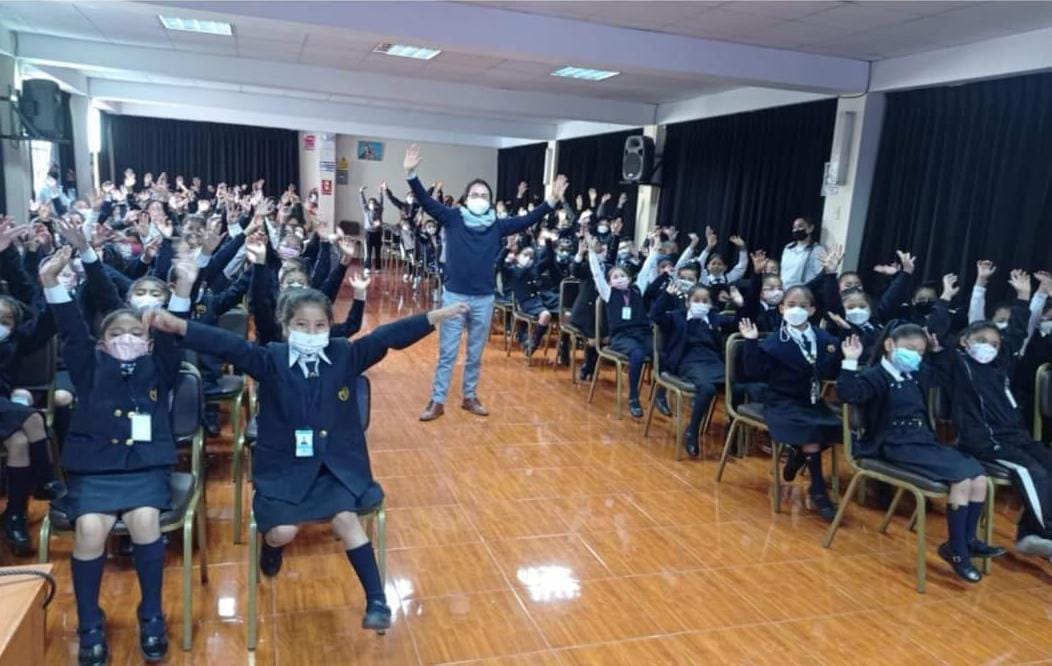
left=621, top=292, right=632, bottom=321
left=796, top=337, right=820, bottom=405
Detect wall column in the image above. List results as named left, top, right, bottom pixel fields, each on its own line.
left=634, top=123, right=665, bottom=248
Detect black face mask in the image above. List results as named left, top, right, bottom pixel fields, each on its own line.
left=913, top=301, right=934, bottom=316
left=792, top=229, right=808, bottom=242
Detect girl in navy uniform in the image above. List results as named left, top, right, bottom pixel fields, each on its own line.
left=500, top=236, right=559, bottom=357
left=838, top=326, right=1002, bottom=582
left=40, top=247, right=193, bottom=665
left=932, top=270, right=1052, bottom=560
left=149, top=289, right=467, bottom=632
left=650, top=282, right=734, bottom=457
left=738, top=286, right=841, bottom=521
left=588, top=236, right=653, bottom=418
left=568, top=214, right=601, bottom=382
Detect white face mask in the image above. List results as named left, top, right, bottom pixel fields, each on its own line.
left=783, top=306, right=809, bottom=327
left=406, top=196, right=415, bottom=205
left=688, top=302, right=711, bottom=319
left=288, top=329, right=329, bottom=356
left=597, top=225, right=610, bottom=235
left=465, top=198, right=491, bottom=216
left=967, top=341, right=998, bottom=364
left=762, top=289, right=784, bottom=306
left=994, top=321, right=1009, bottom=331
left=845, top=307, right=871, bottom=326
left=1040, top=320, right=1052, bottom=336
left=0, top=324, right=10, bottom=343
left=130, top=294, right=164, bottom=311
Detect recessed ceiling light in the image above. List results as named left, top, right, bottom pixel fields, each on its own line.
left=373, top=43, right=441, bottom=60
left=158, top=16, right=233, bottom=36
left=550, top=66, right=620, bottom=82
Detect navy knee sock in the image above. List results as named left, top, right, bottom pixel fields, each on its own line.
left=72, top=554, right=106, bottom=644
left=964, top=500, right=985, bottom=544
left=132, top=538, right=166, bottom=622
left=947, top=505, right=970, bottom=558
left=53, top=405, right=72, bottom=452
left=28, top=438, right=55, bottom=485
left=346, top=543, right=386, bottom=604
left=3, top=465, right=32, bottom=516
left=583, top=347, right=598, bottom=374
left=628, top=350, right=646, bottom=401
left=806, top=452, right=828, bottom=498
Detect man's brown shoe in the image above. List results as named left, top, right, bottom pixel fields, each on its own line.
left=419, top=401, right=445, bottom=421
left=461, top=397, right=489, bottom=417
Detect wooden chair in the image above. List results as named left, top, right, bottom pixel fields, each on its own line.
left=1036, top=363, right=1051, bottom=442
left=39, top=363, right=209, bottom=650
left=556, top=279, right=584, bottom=382
left=587, top=299, right=649, bottom=420
left=247, top=375, right=383, bottom=649
left=644, top=323, right=717, bottom=461
left=823, top=403, right=995, bottom=593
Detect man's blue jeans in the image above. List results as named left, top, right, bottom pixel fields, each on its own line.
left=431, top=290, right=494, bottom=405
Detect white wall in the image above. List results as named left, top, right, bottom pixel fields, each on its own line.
left=1, top=52, right=32, bottom=214
left=333, top=135, right=497, bottom=232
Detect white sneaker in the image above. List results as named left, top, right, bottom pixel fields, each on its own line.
left=402, top=274, right=409, bottom=283
left=364, top=268, right=371, bottom=277
left=1015, top=534, right=1052, bottom=558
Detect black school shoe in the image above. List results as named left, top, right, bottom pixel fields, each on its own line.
left=628, top=399, right=644, bottom=419
left=260, top=543, right=284, bottom=577
left=938, top=542, right=982, bottom=583
left=77, top=613, right=108, bottom=666
left=362, top=599, right=392, bottom=633
left=137, top=612, right=169, bottom=662
left=809, top=493, right=838, bottom=523
left=33, top=479, right=68, bottom=501
left=968, top=539, right=1007, bottom=559
left=682, top=429, right=700, bottom=459
left=1, top=511, right=32, bottom=557
left=203, top=407, right=221, bottom=437
left=578, top=367, right=593, bottom=382
left=656, top=394, right=672, bottom=417
left=782, top=448, right=807, bottom=482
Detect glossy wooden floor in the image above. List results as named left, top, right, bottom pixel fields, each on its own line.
left=16, top=269, right=1052, bottom=665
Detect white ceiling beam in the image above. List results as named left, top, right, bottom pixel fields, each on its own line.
left=147, top=0, right=869, bottom=93
left=17, top=33, right=655, bottom=126
left=23, top=64, right=89, bottom=96
left=870, top=26, right=1052, bottom=92
left=88, top=79, right=554, bottom=147
left=656, top=87, right=832, bottom=126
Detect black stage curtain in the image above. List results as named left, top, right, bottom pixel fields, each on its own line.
left=860, top=73, right=1052, bottom=295
left=57, top=92, right=76, bottom=192
left=99, top=113, right=299, bottom=194
left=657, top=99, right=835, bottom=255
left=496, top=142, right=546, bottom=206
left=557, top=128, right=642, bottom=234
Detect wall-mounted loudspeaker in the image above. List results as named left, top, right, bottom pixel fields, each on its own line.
left=19, top=79, right=65, bottom=141
left=622, top=135, right=654, bottom=184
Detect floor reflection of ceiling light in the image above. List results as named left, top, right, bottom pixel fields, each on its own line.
left=217, top=596, right=236, bottom=618
left=386, top=577, right=415, bottom=618
left=517, top=565, right=581, bottom=602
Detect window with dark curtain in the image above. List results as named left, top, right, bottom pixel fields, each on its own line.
left=99, top=113, right=299, bottom=195
left=657, top=99, right=835, bottom=256
left=496, top=141, right=546, bottom=206
left=557, top=128, right=643, bottom=235
left=859, top=73, right=1052, bottom=299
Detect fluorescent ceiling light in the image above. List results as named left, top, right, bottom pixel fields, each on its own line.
left=373, top=43, right=441, bottom=60
left=158, top=16, right=233, bottom=36
left=550, top=66, right=620, bottom=81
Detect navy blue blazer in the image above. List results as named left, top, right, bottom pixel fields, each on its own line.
left=743, top=326, right=841, bottom=402
left=180, top=314, right=434, bottom=503
left=649, top=290, right=732, bottom=375
left=51, top=300, right=182, bottom=473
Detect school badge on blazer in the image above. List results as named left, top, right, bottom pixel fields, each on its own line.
left=338, top=386, right=350, bottom=401
left=195, top=304, right=208, bottom=316
left=149, top=388, right=158, bottom=401
left=827, top=345, right=836, bottom=354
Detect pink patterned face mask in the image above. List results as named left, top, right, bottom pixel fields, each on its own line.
left=278, top=245, right=299, bottom=260
left=102, top=334, right=150, bottom=362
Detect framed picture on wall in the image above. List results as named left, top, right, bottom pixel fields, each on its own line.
left=357, top=141, right=384, bottom=162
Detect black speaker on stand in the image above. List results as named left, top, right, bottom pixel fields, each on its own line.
left=622, top=135, right=654, bottom=184
left=19, top=79, right=65, bottom=140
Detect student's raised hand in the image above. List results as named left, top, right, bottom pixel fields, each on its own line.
left=828, top=312, right=851, bottom=330
left=975, top=259, right=996, bottom=285
left=1036, top=270, right=1052, bottom=295
left=1009, top=269, right=1032, bottom=299
left=172, top=257, right=199, bottom=297
left=245, top=232, right=268, bottom=265
left=924, top=328, right=942, bottom=353
left=687, top=232, right=699, bottom=247
left=940, top=273, right=959, bottom=301
left=202, top=219, right=225, bottom=255
left=404, top=144, right=422, bottom=173
left=750, top=249, right=767, bottom=274
left=893, top=251, right=915, bottom=274
left=141, top=237, right=162, bottom=264
left=55, top=217, right=90, bottom=253
left=841, top=334, right=863, bottom=360
left=618, top=192, right=628, bottom=206
left=823, top=243, right=844, bottom=274
left=729, top=235, right=746, bottom=248
left=348, top=272, right=370, bottom=296
left=337, top=236, right=356, bottom=265
left=738, top=318, right=759, bottom=340
left=704, top=225, right=718, bottom=250
left=153, top=214, right=174, bottom=240
left=198, top=199, right=212, bottom=214
left=601, top=193, right=612, bottom=204
left=549, top=174, right=569, bottom=203
left=38, top=246, right=73, bottom=287
left=0, top=217, right=21, bottom=252
left=872, top=262, right=900, bottom=276
left=588, top=187, right=597, bottom=202
left=143, top=308, right=188, bottom=336
left=728, top=285, right=745, bottom=308
left=428, top=302, right=470, bottom=326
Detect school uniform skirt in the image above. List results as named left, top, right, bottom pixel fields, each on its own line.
left=609, top=329, right=653, bottom=358
left=0, top=396, right=35, bottom=440
left=763, top=395, right=840, bottom=447
left=881, top=428, right=984, bottom=482
left=518, top=297, right=546, bottom=317
left=253, top=464, right=384, bottom=533
left=55, top=466, right=172, bottom=521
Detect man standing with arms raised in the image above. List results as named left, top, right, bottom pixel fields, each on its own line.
left=404, top=144, right=568, bottom=421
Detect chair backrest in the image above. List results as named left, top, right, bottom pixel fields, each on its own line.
left=558, top=279, right=580, bottom=325
left=593, top=298, right=606, bottom=353
left=840, top=402, right=865, bottom=467
left=723, top=333, right=745, bottom=420
left=1037, top=363, right=1052, bottom=441
left=171, top=363, right=205, bottom=477
left=341, top=220, right=362, bottom=237
left=11, top=337, right=57, bottom=391
left=651, top=323, right=663, bottom=375
left=357, top=375, right=371, bottom=431
left=217, top=307, right=249, bottom=338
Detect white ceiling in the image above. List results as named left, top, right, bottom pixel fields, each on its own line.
left=2, top=1, right=1051, bottom=147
